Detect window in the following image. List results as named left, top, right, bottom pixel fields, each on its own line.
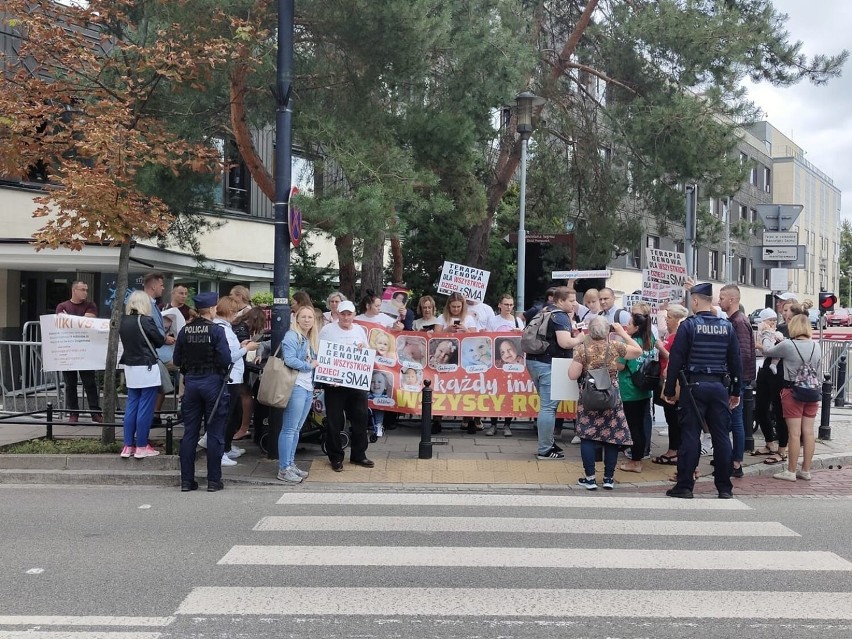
left=740, top=204, right=748, bottom=220
left=738, top=257, right=748, bottom=284
left=750, top=165, right=759, bottom=186
left=764, top=167, right=771, bottom=193
left=709, top=250, right=719, bottom=280
left=675, top=240, right=685, bottom=254
left=212, top=137, right=251, bottom=212
left=740, top=152, right=748, bottom=165
left=628, top=245, right=641, bottom=269
left=750, top=208, right=759, bottom=236
left=647, top=235, right=660, bottom=249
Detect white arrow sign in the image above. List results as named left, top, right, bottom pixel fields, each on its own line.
left=762, top=246, right=798, bottom=261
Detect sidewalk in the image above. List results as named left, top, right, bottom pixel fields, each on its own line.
left=1, top=407, right=851, bottom=489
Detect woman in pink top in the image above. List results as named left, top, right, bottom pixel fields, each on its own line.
left=652, top=304, right=689, bottom=465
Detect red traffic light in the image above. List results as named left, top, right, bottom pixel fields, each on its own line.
left=819, top=292, right=838, bottom=310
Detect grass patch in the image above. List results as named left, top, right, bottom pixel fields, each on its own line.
left=3, top=438, right=125, bottom=454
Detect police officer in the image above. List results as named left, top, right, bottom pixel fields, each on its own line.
left=173, top=292, right=232, bottom=493
left=663, top=283, right=742, bottom=499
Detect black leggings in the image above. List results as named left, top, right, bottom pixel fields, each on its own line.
left=623, top=397, right=650, bottom=461
left=755, top=367, right=788, bottom=448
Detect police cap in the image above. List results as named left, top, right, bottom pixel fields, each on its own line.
left=692, top=282, right=713, bottom=297
left=193, top=291, right=219, bottom=310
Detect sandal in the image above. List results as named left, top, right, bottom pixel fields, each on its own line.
left=652, top=454, right=678, bottom=465
left=618, top=463, right=642, bottom=473
left=751, top=446, right=778, bottom=456
left=763, top=453, right=787, bottom=465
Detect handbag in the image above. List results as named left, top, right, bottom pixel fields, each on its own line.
left=257, top=343, right=299, bottom=408
left=137, top=315, right=174, bottom=394
left=631, top=353, right=662, bottom=392
left=579, top=338, right=620, bottom=411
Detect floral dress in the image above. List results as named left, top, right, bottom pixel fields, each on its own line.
left=573, top=338, right=633, bottom=446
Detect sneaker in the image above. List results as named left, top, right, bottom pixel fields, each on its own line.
left=503, top=427, right=512, bottom=437
left=577, top=477, right=598, bottom=490
left=225, top=448, right=243, bottom=460
left=700, top=436, right=713, bottom=456
left=732, top=465, right=744, bottom=478
left=602, top=477, right=615, bottom=490
left=277, top=467, right=303, bottom=483
left=289, top=465, right=309, bottom=479
left=552, top=443, right=564, bottom=453
left=221, top=453, right=237, bottom=467
left=537, top=448, right=565, bottom=460
left=120, top=446, right=135, bottom=458
left=796, top=470, right=812, bottom=481
left=133, top=445, right=159, bottom=459
left=375, top=425, right=384, bottom=438
left=772, top=469, right=796, bottom=482
left=571, top=435, right=581, bottom=444
left=230, top=445, right=245, bottom=456
left=657, top=428, right=669, bottom=436
left=484, top=424, right=497, bottom=436
left=197, top=433, right=208, bottom=449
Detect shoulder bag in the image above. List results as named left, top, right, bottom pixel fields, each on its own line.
left=579, top=338, right=620, bottom=411
left=257, top=342, right=300, bottom=408
left=137, top=315, right=174, bottom=394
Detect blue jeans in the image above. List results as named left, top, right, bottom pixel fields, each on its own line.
left=279, top=385, right=313, bottom=470
left=580, top=439, right=620, bottom=478
left=124, top=386, right=158, bottom=447
left=526, top=359, right=557, bottom=455
left=729, top=381, right=745, bottom=463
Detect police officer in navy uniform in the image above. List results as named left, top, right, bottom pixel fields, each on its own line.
left=173, top=292, right=232, bottom=492
left=663, top=283, right=742, bottom=499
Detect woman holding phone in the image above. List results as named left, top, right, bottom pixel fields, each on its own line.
left=436, top=292, right=477, bottom=333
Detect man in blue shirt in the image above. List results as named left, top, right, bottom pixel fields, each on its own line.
left=525, top=286, right=585, bottom=460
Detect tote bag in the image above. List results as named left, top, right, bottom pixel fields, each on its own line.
left=257, top=344, right=298, bottom=408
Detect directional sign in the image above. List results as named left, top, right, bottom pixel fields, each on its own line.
left=750, top=245, right=808, bottom=270
left=552, top=269, right=611, bottom=280
left=763, top=232, right=797, bottom=246
left=504, top=232, right=573, bottom=245
left=756, top=204, right=803, bottom=232
left=762, top=246, right=798, bottom=261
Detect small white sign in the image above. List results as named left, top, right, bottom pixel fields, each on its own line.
left=550, top=358, right=580, bottom=401
left=770, top=268, right=789, bottom=292
left=314, top=340, right=376, bottom=390
left=437, top=261, right=490, bottom=303
left=762, top=246, right=798, bottom=261
left=552, top=270, right=612, bottom=280
left=763, top=232, right=797, bottom=246
left=39, top=314, right=111, bottom=372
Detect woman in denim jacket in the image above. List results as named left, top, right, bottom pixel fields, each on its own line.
left=278, top=305, right=320, bottom=483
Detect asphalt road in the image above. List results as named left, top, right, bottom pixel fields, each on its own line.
left=1, top=484, right=851, bottom=639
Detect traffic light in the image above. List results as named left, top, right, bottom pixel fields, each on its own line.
left=819, top=292, right=838, bottom=314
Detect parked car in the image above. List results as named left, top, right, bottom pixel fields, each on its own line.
left=808, top=308, right=826, bottom=330
left=826, top=308, right=852, bottom=327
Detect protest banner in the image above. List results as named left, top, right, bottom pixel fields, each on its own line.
left=437, top=261, right=490, bottom=303
left=358, top=324, right=576, bottom=418
left=314, top=340, right=376, bottom=390
left=40, top=314, right=111, bottom=372
left=551, top=269, right=612, bottom=280
left=642, top=249, right=687, bottom=310
left=380, top=285, right=411, bottom=317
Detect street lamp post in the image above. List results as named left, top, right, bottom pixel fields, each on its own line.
left=515, top=91, right=545, bottom=313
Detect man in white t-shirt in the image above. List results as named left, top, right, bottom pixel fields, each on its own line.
left=465, top=297, right=495, bottom=331
left=486, top=294, right=524, bottom=332
left=317, top=300, right=374, bottom=472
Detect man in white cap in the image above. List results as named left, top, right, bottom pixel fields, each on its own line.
left=317, top=300, right=373, bottom=472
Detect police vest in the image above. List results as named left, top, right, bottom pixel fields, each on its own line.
left=686, top=314, right=731, bottom=375
left=181, top=318, right=224, bottom=375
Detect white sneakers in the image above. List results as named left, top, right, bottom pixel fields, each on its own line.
left=221, top=453, right=237, bottom=467
left=197, top=433, right=207, bottom=449
left=226, top=446, right=244, bottom=459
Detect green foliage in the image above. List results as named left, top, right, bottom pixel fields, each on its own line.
left=251, top=291, right=273, bottom=307
left=290, top=236, right=338, bottom=306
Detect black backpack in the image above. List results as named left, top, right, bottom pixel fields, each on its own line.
left=521, top=309, right=553, bottom=355
left=630, top=356, right=662, bottom=392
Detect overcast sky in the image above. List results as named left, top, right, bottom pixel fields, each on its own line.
left=743, top=0, right=851, bottom=219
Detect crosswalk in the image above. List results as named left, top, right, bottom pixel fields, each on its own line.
left=173, top=491, right=852, bottom=628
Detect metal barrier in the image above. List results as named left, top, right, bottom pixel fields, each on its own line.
left=0, top=340, right=63, bottom=414
left=820, top=338, right=852, bottom=404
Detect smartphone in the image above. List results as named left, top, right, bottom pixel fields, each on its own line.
left=453, top=319, right=461, bottom=326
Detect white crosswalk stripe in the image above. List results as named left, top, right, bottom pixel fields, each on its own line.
left=0, top=633, right=162, bottom=639
left=173, top=491, right=852, bottom=624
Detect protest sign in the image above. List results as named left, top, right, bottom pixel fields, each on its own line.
left=40, top=314, right=111, bottom=372
left=642, top=249, right=687, bottom=310
left=380, top=286, right=411, bottom=317
left=357, top=323, right=576, bottom=419
left=551, top=269, right=612, bottom=280
left=314, top=340, right=376, bottom=390
left=437, top=261, right=490, bottom=303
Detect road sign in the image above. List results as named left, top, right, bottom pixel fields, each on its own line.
left=287, top=186, right=302, bottom=248
left=769, top=268, right=788, bottom=291
left=756, top=204, right=803, bottom=232
left=763, top=232, right=797, bottom=246
left=552, top=269, right=611, bottom=280
left=750, top=244, right=807, bottom=269
left=762, top=246, right=798, bottom=261
left=504, top=232, right=573, bottom=245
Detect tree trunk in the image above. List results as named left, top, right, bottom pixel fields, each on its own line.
left=335, top=234, right=356, bottom=299
left=360, top=230, right=386, bottom=296
left=102, top=238, right=131, bottom=443
left=472, top=0, right=599, bottom=268
left=390, top=232, right=404, bottom=284
left=230, top=66, right=275, bottom=202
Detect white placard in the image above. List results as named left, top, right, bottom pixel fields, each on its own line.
left=770, top=268, right=789, bottom=292
left=550, top=358, right=580, bottom=401
left=642, top=249, right=688, bottom=310
left=437, top=261, right=490, bottom=303
left=314, top=340, right=376, bottom=390
left=552, top=270, right=612, bottom=280
left=762, top=246, right=797, bottom=261
left=39, top=314, right=111, bottom=372
left=763, top=232, right=797, bottom=246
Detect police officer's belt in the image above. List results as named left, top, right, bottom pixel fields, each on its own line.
left=687, top=373, right=727, bottom=383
